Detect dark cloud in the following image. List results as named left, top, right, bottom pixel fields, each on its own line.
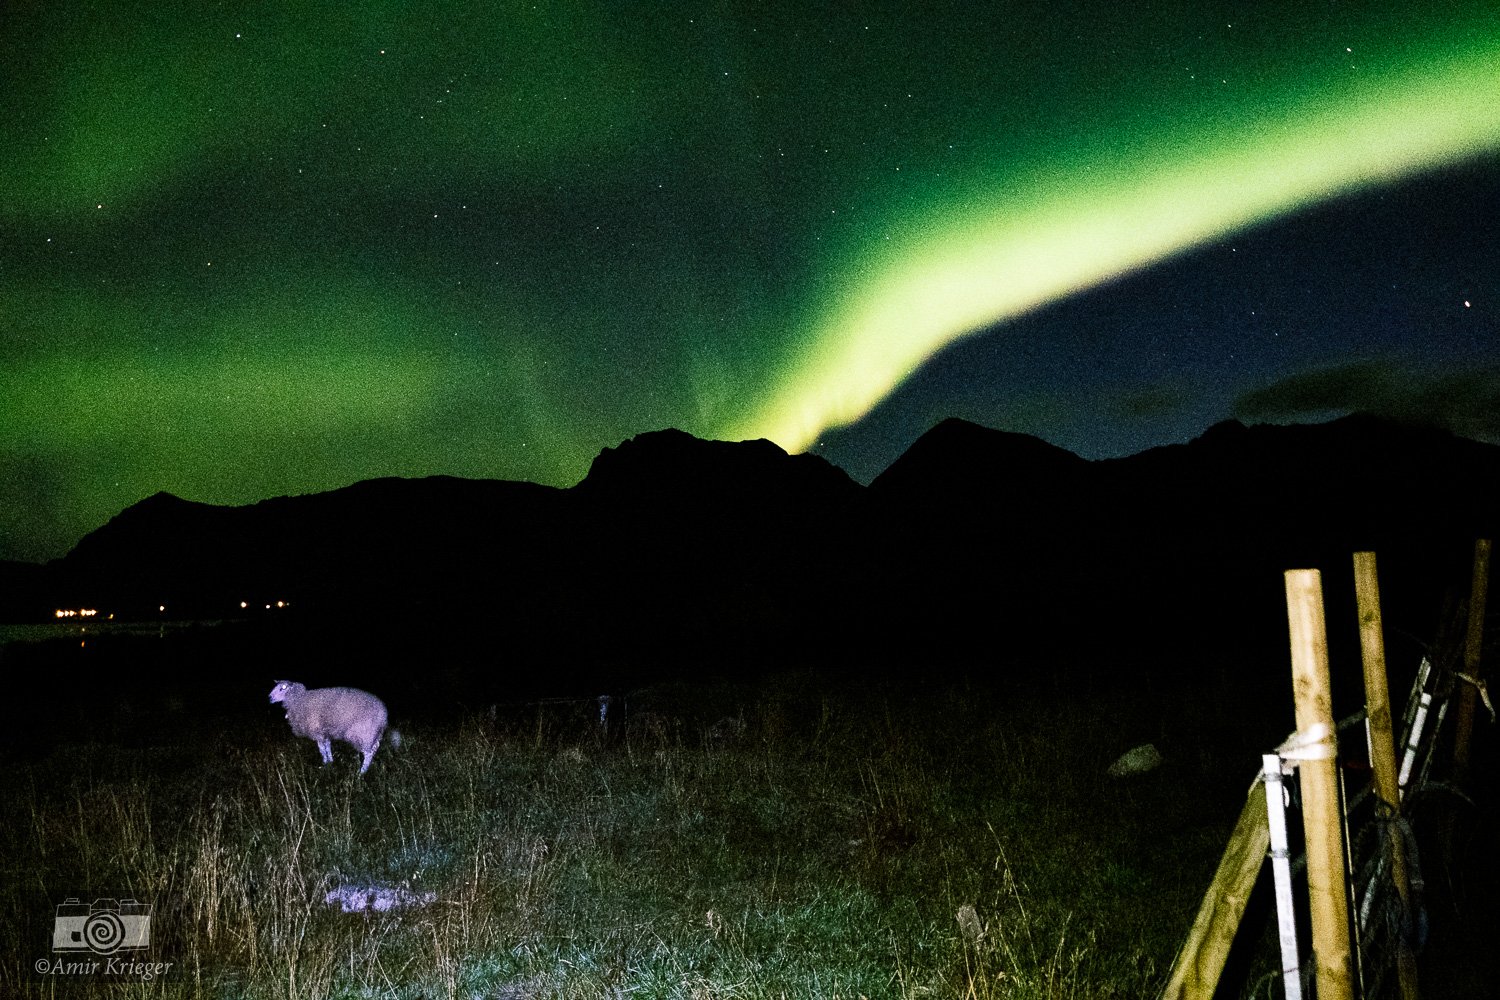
left=1234, top=361, right=1500, bottom=442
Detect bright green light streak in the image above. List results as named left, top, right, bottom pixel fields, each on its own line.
left=733, top=54, right=1500, bottom=452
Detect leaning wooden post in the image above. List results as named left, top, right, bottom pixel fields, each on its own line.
left=1158, top=782, right=1270, bottom=999
left=1284, top=569, right=1354, bottom=1000
left=1353, top=551, right=1420, bottom=1000
left=1453, top=538, right=1491, bottom=770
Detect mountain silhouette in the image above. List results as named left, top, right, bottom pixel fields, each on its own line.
left=4, top=414, right=1496, bottom=699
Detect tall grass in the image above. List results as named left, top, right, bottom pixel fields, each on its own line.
left=0, top=673, right=1237, bottom=998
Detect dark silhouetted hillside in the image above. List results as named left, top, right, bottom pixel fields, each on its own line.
left=6, top=414, right=1496, bottom=702
left=52, top=477, right=567, bottom=619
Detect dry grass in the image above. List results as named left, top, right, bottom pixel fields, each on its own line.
left=0, top=674, right=1227, bottom=999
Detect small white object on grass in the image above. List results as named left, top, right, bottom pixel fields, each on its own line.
left=324, top=884, right=436, bottom=913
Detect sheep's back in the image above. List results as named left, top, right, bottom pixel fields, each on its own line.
left=286, top=686, right=387, bottom=744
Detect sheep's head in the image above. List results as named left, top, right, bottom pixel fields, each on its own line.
left=269, top=680, right=306, bottom=704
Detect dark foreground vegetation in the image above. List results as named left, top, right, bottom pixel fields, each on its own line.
left=0, top=607, right=1491, bottom=999
left=0, top=648, right=1299, bottom=999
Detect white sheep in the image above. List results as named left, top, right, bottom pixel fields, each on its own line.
left=269, top=680, right=398, bottom=774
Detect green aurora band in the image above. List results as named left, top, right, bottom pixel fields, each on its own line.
left=734, top=50, right=1500, bottom=450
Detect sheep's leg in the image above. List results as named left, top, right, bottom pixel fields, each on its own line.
left=359, top=736, right=381, bottom=774
left=316, top=738, right=333, bottom=764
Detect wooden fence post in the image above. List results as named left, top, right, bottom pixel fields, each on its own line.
left=1454, top=538, right=1491, bottom=771
left=1284, top=569, right=1354, bottom=1000
left=1353, top=551, right=1420, bottom=999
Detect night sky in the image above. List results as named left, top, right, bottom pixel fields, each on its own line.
left=3, top=1, right=1498, bottom=562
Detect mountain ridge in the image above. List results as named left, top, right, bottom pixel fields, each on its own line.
left=5, top=414, right=1496, bottom=687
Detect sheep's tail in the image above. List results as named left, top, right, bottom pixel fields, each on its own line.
left=388, top=729, right=403, bottom=750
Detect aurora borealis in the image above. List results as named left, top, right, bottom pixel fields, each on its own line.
left=4, top=1, right=1498, bottom=562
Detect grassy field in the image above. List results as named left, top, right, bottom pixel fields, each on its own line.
left=0, top=665, right=1383, bottom=998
